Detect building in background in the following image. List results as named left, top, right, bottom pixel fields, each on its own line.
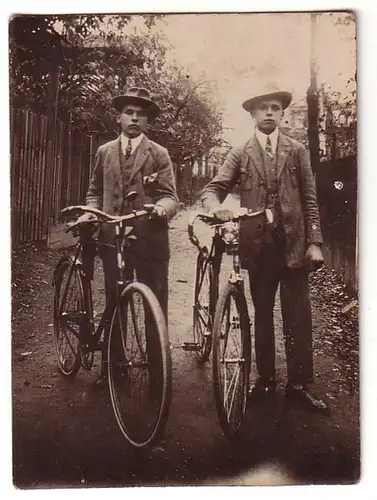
left=280, top=100, right=309, bottom=148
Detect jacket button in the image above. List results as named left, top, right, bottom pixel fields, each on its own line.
left=259, top=180, right=264, bottom=186
left=312, top=224, right=317, bottom=230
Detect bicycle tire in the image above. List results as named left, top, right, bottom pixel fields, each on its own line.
left=193, top=252, right=215, bottom=364
left=53, top=256, right=84, bottom=378
left=108, top=281, right=172, bottom=448
left=212, top=282, right=251, bottom=441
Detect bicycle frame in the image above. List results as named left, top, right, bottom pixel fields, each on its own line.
left=58, top=218, right=138, bottom=363
left=198, top=229, right=223, bottom=302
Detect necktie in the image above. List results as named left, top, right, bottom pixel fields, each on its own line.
left=265, top=136, right=274, bottom=160
left=125, top=139, right=132, bottom=159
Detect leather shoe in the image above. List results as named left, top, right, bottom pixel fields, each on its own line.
left=248, top=377, right=276, bottom=402
left=285, top=384, right=329, bottom=413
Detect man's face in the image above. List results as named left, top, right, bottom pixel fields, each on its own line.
left=117, top=103, right=149, bottom=138
left=251, top=99, right=284, bottom=134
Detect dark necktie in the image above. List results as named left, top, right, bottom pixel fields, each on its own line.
left=125, top=139, right=132, bottom=159
left=265, top=136, right=274, bottom=160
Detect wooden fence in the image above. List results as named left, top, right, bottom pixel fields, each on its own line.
left=316, top=155, right=358, bottom=293
left=11, top=108, right=91, bottom=247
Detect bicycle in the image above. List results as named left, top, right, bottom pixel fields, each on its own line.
left=52, top=197, right=172, bottom=448
left=181, top=212, right=224, bottom=363
left=186, top=207, right=274, bottom=440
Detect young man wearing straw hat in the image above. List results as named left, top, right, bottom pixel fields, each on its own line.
left=201, top=84, right=328, bottom=413
left=81, top=87, right=178, bottom=321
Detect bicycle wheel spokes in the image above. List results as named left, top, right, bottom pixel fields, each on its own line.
left=220, top=296, right=244, bottom=424
left=213, top=283, right=250, bottom=440
left=53, top=258, right=83, bottom=377
left=108, top=282, right=172, bottom=448
left=193, top=255, right=213, bottom=363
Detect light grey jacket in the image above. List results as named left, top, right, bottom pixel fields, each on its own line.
left=201, top=133, right=323, bottom=268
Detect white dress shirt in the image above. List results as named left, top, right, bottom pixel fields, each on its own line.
left=121, top=133, right=145, bottom=156
left=255, top=127, right=279, bottom=155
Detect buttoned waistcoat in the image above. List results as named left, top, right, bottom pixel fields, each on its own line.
left=201, top=133, right=323, bottom=269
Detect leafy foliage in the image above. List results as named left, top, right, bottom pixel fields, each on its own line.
left=316, top=12, right=357, bottom=161
left=9, top=14, right=224, bottom=165
left=317, top=79, right=356, bottom=161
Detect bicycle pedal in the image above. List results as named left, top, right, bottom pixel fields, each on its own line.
left=181, top=342, right=202, bottom=352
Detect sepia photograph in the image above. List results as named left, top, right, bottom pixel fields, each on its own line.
left=9, top=9, right=359, bottom=489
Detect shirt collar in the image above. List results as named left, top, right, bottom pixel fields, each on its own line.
left=255, top=127, right=279, bottom=154
left=121, top=133, right=145, bottom=154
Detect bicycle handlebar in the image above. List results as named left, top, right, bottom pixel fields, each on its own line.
left=188, top=208, right=274, bottom=248
left=62, top=204, right=156, bottom=233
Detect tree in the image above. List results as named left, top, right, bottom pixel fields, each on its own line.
left=318, top=81, right=356, bottom=161
left=306, top=11, right=356, bottom=162
left=10, top=14, right=224, bottom=167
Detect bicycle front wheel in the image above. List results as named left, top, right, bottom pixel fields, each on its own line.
left=53, top=256, right=84, bottom=377
left=212, top=282, right=251, bottom=441
left=108, top=282, right=172, bottom=448
left=193, top=252, right=215, bottom=363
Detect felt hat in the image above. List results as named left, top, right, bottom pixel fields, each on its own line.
left=112, top=87, right=160, bottom=118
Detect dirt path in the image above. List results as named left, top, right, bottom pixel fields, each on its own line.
left=12, top=198, right=359, bottom=488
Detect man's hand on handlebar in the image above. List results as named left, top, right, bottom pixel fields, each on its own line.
left=208, top=205, right=234, bottom=222
left=152, top=205, right=167, bottom=219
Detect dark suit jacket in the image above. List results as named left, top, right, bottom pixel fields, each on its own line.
left=201, top=132, right=323, bottom=269
left=86, top=135, right=179, bottom=262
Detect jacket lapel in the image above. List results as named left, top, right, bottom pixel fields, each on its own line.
left=245, top=135, right=265, bottom=181
left=276, top=133, right=292, bottom=180
left=109, top=137, right=123, bottom=191
left=129, top=135, right=151, bottom=183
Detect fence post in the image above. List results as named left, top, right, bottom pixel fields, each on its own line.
left=307, top=12, right=321, bottom=175
left=43, top=66, right=60, bottom=240
left=355, top=201, right=359, bottom=293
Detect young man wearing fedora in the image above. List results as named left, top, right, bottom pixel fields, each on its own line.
left=201, top=84, right=328, bottom=413
left=80, top=87, right=178, bottom=326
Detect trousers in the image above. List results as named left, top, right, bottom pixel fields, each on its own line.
left=248, top=240, right=314, bottom=385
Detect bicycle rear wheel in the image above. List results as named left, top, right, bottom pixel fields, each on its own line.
left=212, top=282, right=251, bottom=441
left=193, top=252, right=215, bottom=363
left=108, top=282, right=172, bottom=448
left=53, top=256, right=84, bottom=377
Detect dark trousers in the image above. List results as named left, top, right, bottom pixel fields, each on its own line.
left=248, top=242, right=313, bottom=385
left=101, top=246, right=168, bottom=384
left=101, top=245, right=169, bottom=321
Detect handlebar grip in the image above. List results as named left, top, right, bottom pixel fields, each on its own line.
left=188, top=223, right=200, bottom=248
left=65, top=220, right=98, bottom=236
left=61, top=205, right=115, bottom=221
